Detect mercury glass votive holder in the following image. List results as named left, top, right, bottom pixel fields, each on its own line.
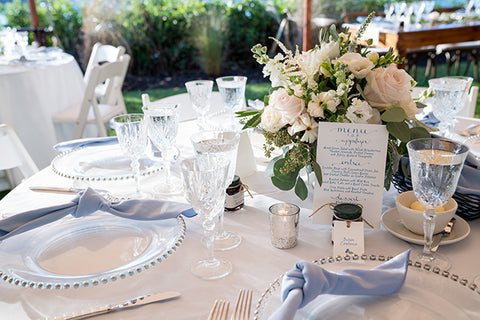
left=268, top=203, right=300, bottom=249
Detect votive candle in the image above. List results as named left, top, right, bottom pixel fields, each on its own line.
left=268, top=203, right=300, bottom=249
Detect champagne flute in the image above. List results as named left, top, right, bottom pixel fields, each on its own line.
left=185, top=80, right=213, bottom=129
left=191, top=130, right=241, bottom=251
left=407, top=138, right=468, bottom=270
left=110, top=114, right=149, bottom=198
left=181, top=158, right=231, bottom=280
left=143, top=101, right=182, bottom=195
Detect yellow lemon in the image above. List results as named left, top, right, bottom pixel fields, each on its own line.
left=410, top=201, right=445, bottom=212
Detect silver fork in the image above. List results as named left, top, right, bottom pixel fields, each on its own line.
left=208, top=299, right=230, bottom=320
left=231, top=289, right=253, bottom=320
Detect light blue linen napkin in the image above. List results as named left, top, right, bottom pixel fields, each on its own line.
left=269, top=250, right=410, bottom=320
left=53, top=136, right=118, bottom=152
left=0, top=188, right=196, bottom=241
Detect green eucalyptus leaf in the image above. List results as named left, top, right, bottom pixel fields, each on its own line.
left=312, top=161, right=323, bottom=186
left=381, top=107, right=407, bottom=122
left=410, top=127, right=431, bottom=139
left=272, top=176, right=296, bottom=190
left=265, top=155, right=283, bottom=177
left=386, top=121, right=411, bottom=142
left=295, top=177, right=308, bottom=200
left=273, top=158, right=300, bottom=182
left=415, top=101, right=427, bottom=109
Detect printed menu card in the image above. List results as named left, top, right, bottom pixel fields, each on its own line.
left=312, top=122, right=388, bottom=228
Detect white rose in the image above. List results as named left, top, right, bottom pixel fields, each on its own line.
left=269, top=86, right=305, bottom=124
left=364, top=65, right=418, bottom=118
left=346, top=99, right=382, bottom=124
left=260, top=106, right=286, bottom=132
left=336, top=52, right=374, bottom=79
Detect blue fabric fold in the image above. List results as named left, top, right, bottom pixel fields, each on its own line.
left=0, top=188, right=196, bottom=241
left=53, top=137, right=118, bottom=152
left=269, top=250, right=410, bottom=320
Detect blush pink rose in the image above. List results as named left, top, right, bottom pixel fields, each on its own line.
left=364, top=65, right=415, bottom=112
left=269, top=85, right=305, bottom=124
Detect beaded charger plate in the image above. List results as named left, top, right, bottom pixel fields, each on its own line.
left=254, top=254, right=480, bottom=320
left=51, top=144, right=163, bottom=181
left=0, top=213, right=186, bottom=289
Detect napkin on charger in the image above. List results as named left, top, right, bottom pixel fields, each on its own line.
left=53, top=136, right=118, bottom=152
left=0, top=188, right=196, bottom=241
left=269, top=250, right=410, bottom=320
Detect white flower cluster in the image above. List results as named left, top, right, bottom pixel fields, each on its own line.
left=258, top=34, right=417, bottom=144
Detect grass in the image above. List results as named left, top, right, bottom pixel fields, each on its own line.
left=124, top=62, right=479, bottom=117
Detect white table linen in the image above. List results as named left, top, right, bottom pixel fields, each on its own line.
left=0, top=53, right=84, bottom=169
left=0, top=121, right=478, bottom=319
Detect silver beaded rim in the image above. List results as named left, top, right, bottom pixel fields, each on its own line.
left=0, top=215, right=186, bottom=290
left=51, top=146, right=162, bottom=181
left=253, top=253, right=480, bottom=320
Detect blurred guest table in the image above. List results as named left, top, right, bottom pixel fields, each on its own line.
left=0, top=48, right=84, bottom=169
left=0, top=120, right=478, bottom=319
left=345, top=20, right=480, bottom=59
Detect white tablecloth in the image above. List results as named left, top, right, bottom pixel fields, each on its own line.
left=0, top=53, right=85, bottom=169
left=0, top=122, right=478, bottom=319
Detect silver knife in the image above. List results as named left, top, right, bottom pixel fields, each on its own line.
left=29, top=186, right=109, bottom=195
left=431, top=217, right=456, bottom=253
left=55, top=291, right=181, bottom=320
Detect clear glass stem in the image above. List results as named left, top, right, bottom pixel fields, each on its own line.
left=422, top=208, right=436, bottom=259
left=203, top=218, right=216, bottom=263
left=131, top=157, right=141, bottom=195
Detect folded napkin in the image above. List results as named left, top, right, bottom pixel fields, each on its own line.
left=0, top=188, right=196, bottom=241
left=399, top=152, right=480, bottom=197
left=269, top=250, right=410, bottom=320
left=53, top=136, right=118, bottom=152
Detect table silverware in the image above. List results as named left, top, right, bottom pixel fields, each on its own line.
left=431, top=217, right=456, bottom=253
left=29, top=186, right=109, bottom=195
left=54, top=291, right=181, bottom=320
left=208, top=300, right=230, bottom=320
left=231, top=289, right=253, bottom=320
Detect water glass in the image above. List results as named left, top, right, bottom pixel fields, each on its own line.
left=216, top=76, right=247, bottom=113
left=407, top=138, right=468, bottom=270
left=185, top=80, right=213, bottom=129
left=429, top=77, right=473, bottom=138
left=110, top=114, right=148, bottom=198
left=143, top=101, right=181, bottom=195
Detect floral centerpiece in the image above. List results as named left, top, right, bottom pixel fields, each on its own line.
left=238, top=13, right=431, bottom=200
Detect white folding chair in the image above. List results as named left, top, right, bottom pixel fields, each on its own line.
left=52, top=54, right=131, bottom=139
left=0, top=124, right=39, bottom=189
left=143, top=92, right=224, bottom=122
left=84, top=43, right=127, bottom=111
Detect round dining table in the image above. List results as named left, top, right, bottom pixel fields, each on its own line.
left=0, top=49, right=85, bottom=169
left=0, top=120, right=478, bottom=320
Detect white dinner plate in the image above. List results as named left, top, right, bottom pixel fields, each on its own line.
left=381, top=208, right=470, bottom=245
left=254, top=254, right=480, bottom=320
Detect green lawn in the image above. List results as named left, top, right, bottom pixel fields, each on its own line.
left=124, top=63, right=479, bottom=117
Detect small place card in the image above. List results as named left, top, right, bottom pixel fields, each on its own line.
left=312, top=122, right=388, bottom=228
left=333, top=221, right=365, bottom=260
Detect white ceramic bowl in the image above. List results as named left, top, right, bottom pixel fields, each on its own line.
left=395, top=190, right=457, bottom=235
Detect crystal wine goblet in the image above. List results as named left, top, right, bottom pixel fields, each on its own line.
left=429, top=76, right=473, bottom=138
left=143, top=101, right=182, bottom=195
left=191, top=130, right=241, bottom=250
left=407, top=138, right=469, bottom=270
left=185, top=80, right=213, bottom=129
left=181, top=158, right=231, bottom=280
left=110, top=114, right=149, bottom=198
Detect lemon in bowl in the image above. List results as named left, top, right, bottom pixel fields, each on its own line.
left=395, top=190, right=457, bottom=235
